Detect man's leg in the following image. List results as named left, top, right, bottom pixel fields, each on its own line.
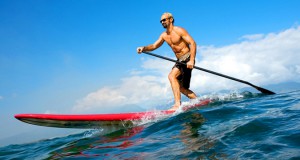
left=180, top=63, right=197, bottom=99
left=168, top=67, right=182, bottom=110
left=180, top=87, right=197, bottom=99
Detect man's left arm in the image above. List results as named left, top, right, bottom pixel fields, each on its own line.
left=179, top=28, right=197, bottom=69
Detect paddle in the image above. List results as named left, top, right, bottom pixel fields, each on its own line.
left=142, top=52, right=275, bottom=95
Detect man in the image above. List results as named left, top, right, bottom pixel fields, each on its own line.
left=137, top=12, right=197, bottom=111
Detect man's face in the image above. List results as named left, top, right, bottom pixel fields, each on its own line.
left=160, top=14, right=171, bottom=28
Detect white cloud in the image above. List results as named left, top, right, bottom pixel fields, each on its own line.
left=73, top=26, right=300, bottom=112
left=73, top=75, right=172, bottom=113
left=197, top=26, right=300, bottom=87
left=240, top=33, right=265, bottom=41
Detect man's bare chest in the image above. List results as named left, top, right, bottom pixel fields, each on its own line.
left=163, top=32, right=182, bottom=45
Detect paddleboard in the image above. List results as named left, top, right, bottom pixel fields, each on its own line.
left=15, top=99, right=211, bottom=129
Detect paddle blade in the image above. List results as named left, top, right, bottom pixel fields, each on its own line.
left=255, top=86, right=276, bottom=95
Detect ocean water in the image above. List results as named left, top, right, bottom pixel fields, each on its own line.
left=1, top=90, right=300, bottom=159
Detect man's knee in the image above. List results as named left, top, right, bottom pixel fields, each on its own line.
left=168, top=70, right=180, bottom=82
left=168, top=73, right=176, bottom=81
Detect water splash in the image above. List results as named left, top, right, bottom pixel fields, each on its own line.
left=82, top=129, right=103, bottom=138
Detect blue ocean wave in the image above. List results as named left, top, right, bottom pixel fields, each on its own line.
left=1, top=90, right=300, bottom=159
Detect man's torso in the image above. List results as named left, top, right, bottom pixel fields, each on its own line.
left=162, top=27, right=190, bottom=59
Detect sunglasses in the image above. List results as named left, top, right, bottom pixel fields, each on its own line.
left=160, top=17, right=170, bottom=23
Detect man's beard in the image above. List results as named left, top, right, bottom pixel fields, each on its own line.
left=162, top=23, right=167, bottom=28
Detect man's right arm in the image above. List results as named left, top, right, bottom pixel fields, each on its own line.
left=137, top=34, right=164, bottom=54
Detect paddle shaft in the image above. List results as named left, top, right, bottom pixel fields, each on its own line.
left=143, top=52, right=275, bottom=95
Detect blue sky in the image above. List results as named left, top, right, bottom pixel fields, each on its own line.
left=1, top=0, right=300, bottom=146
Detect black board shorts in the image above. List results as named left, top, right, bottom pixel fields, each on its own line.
left=173, top=56, right=193, bottom=89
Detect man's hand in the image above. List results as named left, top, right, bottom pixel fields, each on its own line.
left=137, top=47, right=145, bottom=54
left=186, top=60, right=194, bottom=69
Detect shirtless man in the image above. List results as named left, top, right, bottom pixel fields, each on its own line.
left=137, top=12, right=197, bottom=110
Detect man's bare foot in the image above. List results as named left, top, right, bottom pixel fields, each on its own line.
left=168, top=105, right=180, bottom=111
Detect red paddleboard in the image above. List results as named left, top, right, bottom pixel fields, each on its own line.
left=15, top=99, right=211, bottom=129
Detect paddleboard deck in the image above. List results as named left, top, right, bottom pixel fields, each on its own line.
left=15, top=99, right=211, bottom=129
